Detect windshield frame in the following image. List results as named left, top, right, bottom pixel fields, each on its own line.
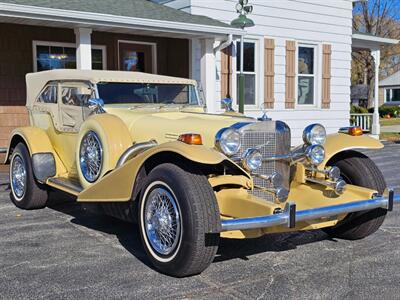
left=95, top=81, right=201, bottom=107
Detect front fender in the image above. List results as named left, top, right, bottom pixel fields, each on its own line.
left=322, top=133, right=383, bottom=168
left=5, top=127, right=67, bottom=176
left=77, top=141, right=250, bottom=202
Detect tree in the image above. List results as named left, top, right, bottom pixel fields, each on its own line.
left=352, top=0, right=400, bottom=107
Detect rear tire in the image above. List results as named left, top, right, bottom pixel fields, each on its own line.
left=9, top=143, right=48, bottom=210
left=324, top=151, right=387, bottom=240
left=138, top=163, right=220, bottom=277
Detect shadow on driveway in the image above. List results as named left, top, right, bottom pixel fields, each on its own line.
left=45, top=189, right=331, bottom=269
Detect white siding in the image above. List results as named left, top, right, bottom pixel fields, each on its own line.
left=183, top=0, right=353, bottom=145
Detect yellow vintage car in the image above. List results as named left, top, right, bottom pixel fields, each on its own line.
left=5, top=69, right=399, bottom=277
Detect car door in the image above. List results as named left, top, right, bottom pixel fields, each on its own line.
left=59, top=81, right=93, bottom=132
left=53, top=81, right=94, bottom=177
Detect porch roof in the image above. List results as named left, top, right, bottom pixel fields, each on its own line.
left=352, top=31, right=399, bottom=50
left=0, top=0, right=244, bottom=38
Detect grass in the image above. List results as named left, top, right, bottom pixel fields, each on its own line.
left=380, top=132, right=400, bottom=142
left=380, top=118, right=400, bottom=126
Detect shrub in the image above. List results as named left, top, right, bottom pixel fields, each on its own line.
left=350, top=105, right=369, bottom=114
left=378, top=105, right=399, bottom=118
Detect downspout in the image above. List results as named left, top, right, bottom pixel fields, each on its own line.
left=214, top=34, right=233, bottom=53
left=214, top=34, right=233, bottom=99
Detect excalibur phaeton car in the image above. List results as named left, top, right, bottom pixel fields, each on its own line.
left=5, top=70, right=399, bottom=277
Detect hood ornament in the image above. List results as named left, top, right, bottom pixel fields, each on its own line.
left=258, top=103, right=271, bottom=121
left=222, top=98, right=235, bottom=112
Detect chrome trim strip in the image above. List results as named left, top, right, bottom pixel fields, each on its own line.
left=0, top=147, right=6, bottom=154
left=220, top=190, right=399, bottom=232
left=116, top=140, right=157, bottom=168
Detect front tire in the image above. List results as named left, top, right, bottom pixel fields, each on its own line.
left=9, top=143, right=48, bottom=210
left=138, top=163, right=220, bottom=277
left=324, top=151, right=387, bottom=240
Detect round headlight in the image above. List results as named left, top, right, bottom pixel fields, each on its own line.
left=215, top=128, right=241, bottom=156
left=303, top=124, right=326, bottom=145
left=305, top=145, right=325, bottom=166
left=242, top=148, right=263, bottom=171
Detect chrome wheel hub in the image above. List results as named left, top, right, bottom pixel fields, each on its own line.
left=11, top=155, right=27, bottom=200
left=79, top=131, right=103, bottom=183
left=144, top=186, right=181, bottom=256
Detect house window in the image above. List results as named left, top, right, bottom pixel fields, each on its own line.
left=297, top=45, right=316, bottom=105
left=385, top=88, right=400, bottom=102
left=236, top=41, right=257, bottom=106
left=33, top=41, right=106, bottom=72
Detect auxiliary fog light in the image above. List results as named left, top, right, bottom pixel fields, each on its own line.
left=327, top=166, right=341, bottom=181
left=305, top=145, right=325, bottom=166
left=270, top=172, right=283, bottom=188
left=334, top=179, right=347, bottom=195
left=276, top=187, right=289, bottom=203
left=242, top=148, right=263, bottom=172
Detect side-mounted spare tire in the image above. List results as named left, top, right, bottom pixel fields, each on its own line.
left=76, top=114, right=132, bottom=189
left=324, top=150, right=387, bottom=240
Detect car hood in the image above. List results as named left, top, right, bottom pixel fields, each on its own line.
left=105, top=106, right=253, bottom=147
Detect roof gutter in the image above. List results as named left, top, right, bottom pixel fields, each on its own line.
left=0, top=3, right=244, bottom=36
left=213, top=34, right=233, bottom=53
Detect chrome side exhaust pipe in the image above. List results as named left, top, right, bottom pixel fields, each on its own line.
left=116, top=140, right=157, bottom=168
left=220, top=189, right=399, bottom=232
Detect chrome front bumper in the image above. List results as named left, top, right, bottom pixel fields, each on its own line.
left=220, top=189, right=399, bottom=232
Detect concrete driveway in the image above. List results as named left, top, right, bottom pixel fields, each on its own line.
left=1, top=142, right=400, bottom=300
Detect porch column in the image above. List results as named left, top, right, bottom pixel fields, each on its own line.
left=200, top=38, right=216, bottom=113
left=74, top=28, right=92, bottom=70
left=371, top=49, right=381, bottom=137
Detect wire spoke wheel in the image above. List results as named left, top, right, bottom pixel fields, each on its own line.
left=144, top=184, right=182, bottom=257
left=79, top=131, right=103, bottom=183
left=11, top=154, right=27, bottom=200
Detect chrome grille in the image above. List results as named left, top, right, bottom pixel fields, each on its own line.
left=235, top=121, right=291, bottom=202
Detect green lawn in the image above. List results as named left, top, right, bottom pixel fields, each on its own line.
left=380, top=118, right=400, bottom=126
left=380, top=132, right=400, bottom=142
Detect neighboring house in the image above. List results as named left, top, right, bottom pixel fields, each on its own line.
left=379, top=70, right=400, bottom=106
left=0, top=0, right=398, bottom=149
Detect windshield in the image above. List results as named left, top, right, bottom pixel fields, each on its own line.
left=96, top=82, right=200, bottom=105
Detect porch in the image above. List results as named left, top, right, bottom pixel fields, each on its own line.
left=352, top=31, right=399, bottom=137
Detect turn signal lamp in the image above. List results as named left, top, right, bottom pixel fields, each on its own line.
left=348, top=127, right=363, bottom=136
left=178, top=133, right=203, bottom=145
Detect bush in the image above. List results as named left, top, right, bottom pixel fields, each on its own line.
left=378, top=105, right=399, bottom=118
left=350, top=105, right=369, bottom=114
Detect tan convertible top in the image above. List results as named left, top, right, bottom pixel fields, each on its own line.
left=26, top=69, right=197, bottom=108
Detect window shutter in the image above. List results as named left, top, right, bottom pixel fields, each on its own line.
left=285, top=40, right=296, bottom=109
left=264, top=38, right=275, bottom=108
left=322, top=44, right=332, bottom=109
left=220, top=44, right=233, bottom=99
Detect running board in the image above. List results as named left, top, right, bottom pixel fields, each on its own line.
left=47, top=177, right=83, bottom=196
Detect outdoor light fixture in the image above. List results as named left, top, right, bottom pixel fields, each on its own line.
left=231, top=0, right=255, bottom=114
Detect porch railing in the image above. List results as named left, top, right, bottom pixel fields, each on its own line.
left=350, top=113, right=373, bottom=132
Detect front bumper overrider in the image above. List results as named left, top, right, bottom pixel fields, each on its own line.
left=220, top=189, right=400, bottom=232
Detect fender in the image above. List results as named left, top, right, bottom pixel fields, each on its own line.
left=77, top=141, right=250, bottom=202
left=5, top=127, right=67, bottom=178
left=321, top=133, right=383, bottom=168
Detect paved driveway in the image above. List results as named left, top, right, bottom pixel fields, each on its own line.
left=1, top=142, right=400, bottom=300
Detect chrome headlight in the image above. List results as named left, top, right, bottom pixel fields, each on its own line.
left=303, top=124, right=326, bottom=145
left=305, top=144, right=325, bottom=166
left=215, top=128, right=241, bottom=156
left=242, top=148, right=263, bottom=171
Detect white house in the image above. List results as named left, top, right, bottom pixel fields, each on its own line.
left=0, top=0, right=397, bottom=150
left=380, top=70, right=400, bottom=104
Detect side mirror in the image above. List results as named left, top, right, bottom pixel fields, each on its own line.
left=88, top=98, right=106, bottom=114
left=222, top=98, right=235, bottom=112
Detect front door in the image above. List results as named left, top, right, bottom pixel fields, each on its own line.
left=118, top=41, right=154, bottom=73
